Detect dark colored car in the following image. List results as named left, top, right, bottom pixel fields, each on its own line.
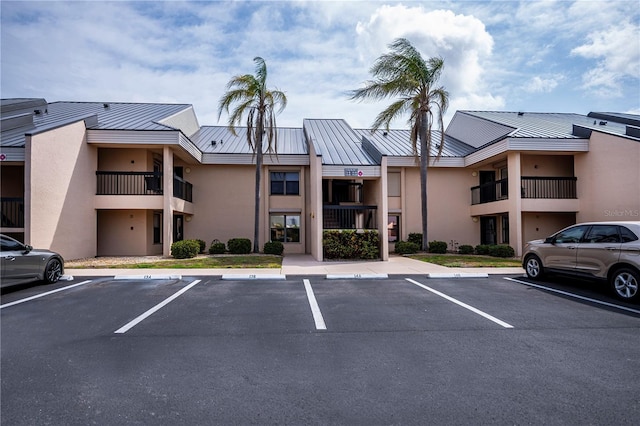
left=522, top=221, right=640, bottom=301
left=0, top=234, right=64, bottom=287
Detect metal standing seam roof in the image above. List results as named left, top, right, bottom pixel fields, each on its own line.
left=458, top=111, right=630, bottom=139
left=303, top=119, right=378, bottom=165
left=190, top=126, right=307, bottom=155
left=1, top=101, right=193, bottom=147
left=354, top=129, right=476, bottom=157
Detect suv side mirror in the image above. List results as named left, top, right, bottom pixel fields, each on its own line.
left=544, top=237, right=555, bottom=244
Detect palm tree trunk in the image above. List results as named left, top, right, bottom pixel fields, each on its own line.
left=419, top=111, right=429, bottom=251
left=254, top=124, right=264, bottom=253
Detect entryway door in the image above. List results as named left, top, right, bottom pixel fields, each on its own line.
left=173, top=214, right=184, bottom=242
left=480, top=216, right=497, bottom=245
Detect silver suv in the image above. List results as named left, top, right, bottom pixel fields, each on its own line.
left=522, top=221, right=640, bottom=301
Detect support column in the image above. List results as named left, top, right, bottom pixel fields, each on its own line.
left=378, top=156, right=389, bottom=261
left=309, top=154, right=323, bottom=260
left=507, top=151, right=523, bottom=256
left=163, top=146, right=174, bottom=257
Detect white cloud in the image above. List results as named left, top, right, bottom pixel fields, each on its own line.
left=571, top=21, right=640, bottom=97
left=524, top=75, right=563, bottom=93
left=353, top=5, right=498, bottom=125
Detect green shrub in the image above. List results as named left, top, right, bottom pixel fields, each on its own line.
left=488, top=244, right=515, bottom=258
left=428, top=240, right=448, bottom=254
left=475, top=244, right=491, bottom=255
left=323, top=230, right=379, bottom=260
left=264, top=241, right=284, bottom=255
left=395, top=240, right=420, bottom=255
left=171, top=239, right=200, bottom=259
left=408, top=233, right=423, bottom=247
left=458, top=244, right=474, bottom=255
left=227, top=238, right=252, bottom=254
left=208, top=239, right=226, bottom=254
left=195, top=239, right=206, bottom=254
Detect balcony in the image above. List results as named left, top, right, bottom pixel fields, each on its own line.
left=1, top=197, right=24, bottom=228
left=521, top=176, right=577, bottom=199
left=96, top=171, right=193, bottom=202
left=471, top=177, right=577, bottom=205
left=323, top=205, right=377, bottom=230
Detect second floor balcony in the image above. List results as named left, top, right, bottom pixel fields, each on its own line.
left=471, top=176, right=577, bottom=205
left=96, top=171, right=193, bottom=202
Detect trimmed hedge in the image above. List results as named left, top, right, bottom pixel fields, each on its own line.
left=227, top=238, right=252, bottom=254
left=195, top=239, right=206, bottom=254
left=171, top=239, right=200, bottom=259
left=395, top=240, right=420, bottom=255
left=428, top=240, right=448, bottom=254
left=458, top=244, right=474, bottom=255
left=408, top=233, right=423, bottom=247
left=264, top=241, right=284, bottom=255
left=489, top=244, right=515, bottom=258
left=475, top=244, right=491, bottom=256
left=323, top=230, right=379, bottom=260
left=208, top=239, right=226, bottom=254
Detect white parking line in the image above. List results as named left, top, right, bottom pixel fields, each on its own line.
left=505, top=277, right=640, bottom=315
left=303, top=279, right=327, bottom=330
left=0, top=280, right=93, bottom=310
left=114, top=279, right=202, bottom=334
left=405, top=278, right=514, bottom=329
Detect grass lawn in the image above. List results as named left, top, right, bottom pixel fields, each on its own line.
left=409, top=253, right=522, bottom=268
left=70, top=255, right=282, bottom=269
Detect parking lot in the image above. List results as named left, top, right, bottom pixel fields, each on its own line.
left=2, top=274, right=640, bottom=425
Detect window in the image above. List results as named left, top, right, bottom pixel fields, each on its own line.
left=584, top=225, right=620, bottom=243
left=270, top=172, right=299, bottom=195
left=620, top=226, right=639, bottom=243
left=501, top=215, right=509, bottom=244
left=270, top=214, right=300, bottom=242
left=553, top=225, right=588, bottom=244
left=153, top=212, right=162, bottom=244
left=388, top=172, right=401, bottom=197
left=388, top=215, right=400, bottom=242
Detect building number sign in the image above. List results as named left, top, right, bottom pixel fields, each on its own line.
left=344, top=168, right=363, bottom=177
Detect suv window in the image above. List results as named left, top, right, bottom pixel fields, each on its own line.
left=584, top=225, right=621, bottom=243
left=620, top=226, right=639, bottom=243
left=553, top=225, right=588, bottom=243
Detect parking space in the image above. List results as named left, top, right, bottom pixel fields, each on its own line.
left=2, top=274, right=640, bottom=425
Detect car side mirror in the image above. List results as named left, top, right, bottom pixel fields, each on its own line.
left=544, top=237, right=555, bottom=244
left=23, top=244, right=33, bottom=253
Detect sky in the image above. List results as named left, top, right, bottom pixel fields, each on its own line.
left=1, top=0, right=639, bottom=129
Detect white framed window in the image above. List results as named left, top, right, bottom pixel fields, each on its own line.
left=270, top=172, right=299, bottom=195
left=270, top=214, right=301, bottom=242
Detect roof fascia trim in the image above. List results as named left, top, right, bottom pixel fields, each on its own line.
left=25, top=113, right=97, bottom=136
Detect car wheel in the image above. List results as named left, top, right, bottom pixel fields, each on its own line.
left=610, top=268, right=639, bottom=301
left=524, top=255, right=544, bottom=279
left=44, top=258, right=62, bottom=283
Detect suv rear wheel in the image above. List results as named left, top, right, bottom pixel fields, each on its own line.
left=524, top=255, right=544, bottom=279
left=610, top=268, right=639, bottom=301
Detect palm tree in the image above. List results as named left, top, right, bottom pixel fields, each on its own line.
left=218, top=57, right=287, bottom=253
left=349, top=38, right=449, bottom=251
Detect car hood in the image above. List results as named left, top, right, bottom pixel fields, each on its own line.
left=29, top=248, right=63, bottom=259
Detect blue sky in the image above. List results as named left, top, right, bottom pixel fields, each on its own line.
left=1, top=0, right=638, bottom=129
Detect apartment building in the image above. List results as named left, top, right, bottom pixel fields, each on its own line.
left=1, top=98, right=638, bottom=261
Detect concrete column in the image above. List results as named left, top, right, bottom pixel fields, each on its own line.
left=309, top=154, right=323, bottom=260
left=163, top=146, right=174, bottom=257
left=379, top=156, right=389, bottom=261
left=507, top=151, right=523, bottom=256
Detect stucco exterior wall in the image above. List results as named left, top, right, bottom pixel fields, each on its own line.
left=402, top=167, right=479, bottom=247
left=575, top=132, right=640, bottom=222
left=98, top=148, right=156, bottom=171
left=25, top=121, right=97, bottom=260
left=97, top=209, right=150, bottom=256
left=521, top=154, right=574, bottom=176
left=181, top=164, right=256, bottom=246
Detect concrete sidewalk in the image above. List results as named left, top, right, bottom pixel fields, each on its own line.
left=65, top=254, right=525, bottom=277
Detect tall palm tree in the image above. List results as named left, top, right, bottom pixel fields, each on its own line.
left=218, top=57, right=287, bottom=253
left=349, top=38, right=449, bottom=251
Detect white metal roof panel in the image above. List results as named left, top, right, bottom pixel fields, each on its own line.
left=355, top=129, right=475, bottom=158
left=190, top=126, right=307, bottom=155
left=303, top=119, right=378, bottom=165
